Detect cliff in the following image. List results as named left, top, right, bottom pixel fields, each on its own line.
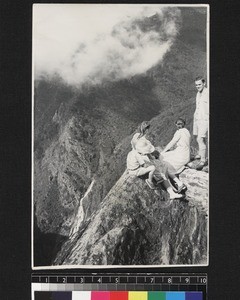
left=53, top=168, right=208, bottom=266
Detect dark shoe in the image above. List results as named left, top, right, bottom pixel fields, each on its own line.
left=177, top=183, right=187, bottom=193
left=196, top=161, right=205, bottom=171
left=153, top=174, right=164, bottom=185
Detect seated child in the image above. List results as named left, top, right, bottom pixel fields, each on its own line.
left=127, top=139, right=182, bottom=199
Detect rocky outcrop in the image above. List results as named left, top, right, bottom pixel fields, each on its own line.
left=54, top=168, right=208, bottom=266
left=180, top=168, right=208, bottom=212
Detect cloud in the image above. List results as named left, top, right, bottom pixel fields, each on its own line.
left=34, top=5, right=181, bottom=86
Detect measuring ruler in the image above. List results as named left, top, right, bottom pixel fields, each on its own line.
left=32, top=273, right=207, bottom=299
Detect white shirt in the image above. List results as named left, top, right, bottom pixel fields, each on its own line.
left=194, top=87, right=209, bottom=121
left=127, top=149, right=150, bottom=170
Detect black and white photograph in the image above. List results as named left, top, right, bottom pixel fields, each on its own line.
left=32, top=4, right=209, bottom=268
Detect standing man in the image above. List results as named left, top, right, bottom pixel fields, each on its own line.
left=193, top=76, right=209, bottom=170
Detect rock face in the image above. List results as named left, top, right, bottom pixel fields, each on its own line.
left=34, top=113, right=133, bottom=239
left=53, top=168, right=208, bottom=266
left=180, top=168, right=208, bottom=212
left=34, top=116, right=97, bottom=236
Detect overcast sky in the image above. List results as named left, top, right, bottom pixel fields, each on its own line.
left=33, top=4, right=182, bottom=86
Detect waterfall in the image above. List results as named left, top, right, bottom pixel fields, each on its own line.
left=69, top=179, right=95, bottom=238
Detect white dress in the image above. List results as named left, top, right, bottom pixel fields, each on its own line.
left=161, top=128, right=191, bottom=173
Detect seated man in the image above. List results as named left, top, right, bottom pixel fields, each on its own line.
left=127, top=139, right=182, bottom=199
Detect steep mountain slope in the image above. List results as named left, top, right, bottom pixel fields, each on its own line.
left=33, top=7, right=208, bottom=266
left=54, top=169, right=208, bottom=266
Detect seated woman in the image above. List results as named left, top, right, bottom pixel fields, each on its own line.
left=161, top=118, right=191, bottom=192
left=131, top=121, right=151, bottom=150
left=127, top=139, right=183, bottom=199
left=131, top=121, right=160, bottom=159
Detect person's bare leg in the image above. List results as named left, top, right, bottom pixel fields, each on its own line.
left=161, top=180, right=182, bottom=199
left=167, top=170, right=183, bottom=187
left=194, top=135, right=201, bottom=159
left=196, top=136, right=207, bottom=170
left=138, top=165, right=156, bottom=189
left=165, top=163, right=185, bottom=190
left=148, top=165, right=155, bottom=183
left=197, top=136, right=206, bottom=163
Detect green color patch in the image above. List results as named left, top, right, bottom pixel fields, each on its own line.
left=148, top=291, right=166, bottom=300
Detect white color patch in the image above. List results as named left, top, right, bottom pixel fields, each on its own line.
left=72, top=291, right=91, bottom=300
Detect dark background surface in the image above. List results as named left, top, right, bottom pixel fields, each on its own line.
left=0, top=0, right=239, bottom=299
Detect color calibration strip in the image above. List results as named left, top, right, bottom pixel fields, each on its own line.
left=32, top=274, right=207, bottom=299
left=35, top=291, right=203, bottom=300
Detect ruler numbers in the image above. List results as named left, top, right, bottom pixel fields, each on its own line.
left=93, top=276, right=102, bottom=284
left=162, top=276, right=173, bottom=284
left=32, top=274, right=207, bottom=287
left=111, top=276, right=119, bottom=284
left=146, top=276, right=155, bottom=284
left=40, top=276, right=48, bottom=283
left=58, top=276, right=67, bottom=284
left=198, top=276, right=207, bottom=284
left=181, top=276, right=190, bottom=284
left=75, top=276, right=84, bottom=284
left=75, top=276, right=85, bottom=284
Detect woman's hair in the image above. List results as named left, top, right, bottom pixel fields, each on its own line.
left=138, top=121, right=150, bottom=137
left=175, top=117, right=186, bottom=126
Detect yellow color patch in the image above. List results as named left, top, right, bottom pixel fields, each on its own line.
left=128, top=291, right=148, bottom=300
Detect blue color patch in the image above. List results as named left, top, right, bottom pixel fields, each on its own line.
left=185, top=292, right=203, bottom=300
left=166, top=292, right=185, bottom=300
